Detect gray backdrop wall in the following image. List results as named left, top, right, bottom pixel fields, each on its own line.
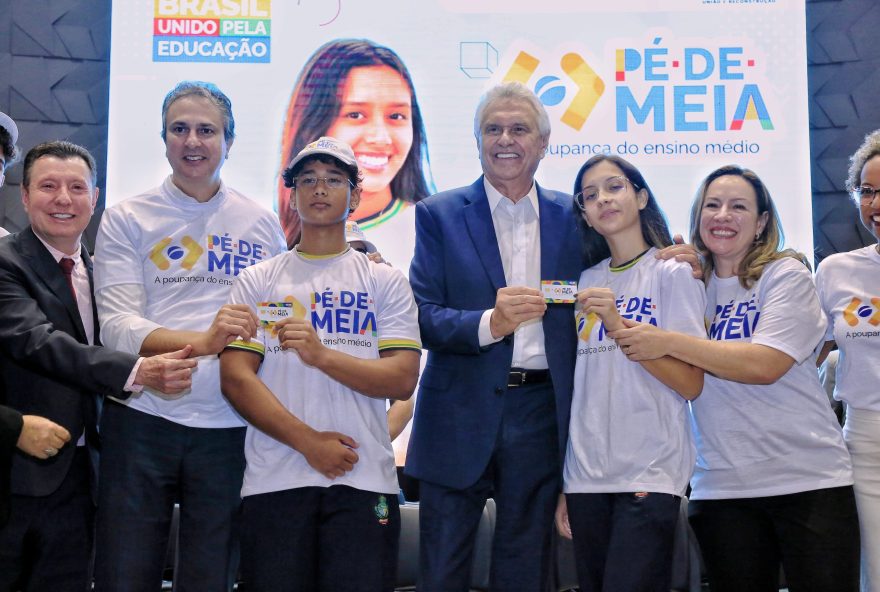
left=0, top=0, right=878, bottom=260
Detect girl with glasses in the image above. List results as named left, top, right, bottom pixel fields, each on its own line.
left=555, top=155, right=706, bottom=592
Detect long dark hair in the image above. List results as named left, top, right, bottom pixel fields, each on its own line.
left=277, top=39, right=433, bottom=247
left=572, top=155, right=673, bottom=265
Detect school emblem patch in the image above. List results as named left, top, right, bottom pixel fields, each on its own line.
left=374, top=495, right=389, bottom=526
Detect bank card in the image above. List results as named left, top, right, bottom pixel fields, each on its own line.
left=541, top=280, right=577, bottom=303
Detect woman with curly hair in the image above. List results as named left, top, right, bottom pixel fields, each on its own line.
left=816, top=130, right=880, bottom=591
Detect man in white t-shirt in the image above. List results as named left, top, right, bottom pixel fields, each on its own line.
left=92, top=82, right=287, bottom=591
left=220, top=137, right=421, bottom=591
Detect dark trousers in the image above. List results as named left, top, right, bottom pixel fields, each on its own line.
left=240, top=485, right=400, bottom=592
left=418, top=381, right=559, bottom=592
left=566, top=491, right=680, bottom=592
left=0, top=447, right=93, bottom=592
left=93, top=402, right=246, bottom=592
left=689, top=485, right=860, bottom=592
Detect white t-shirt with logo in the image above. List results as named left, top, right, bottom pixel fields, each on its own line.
left=816, top=245, right=880, bottom=412
left=690, top=257, right=853, bottom=500
left=225, top=248, right=421, bottom=497
left=564, top=250, right=706, bottom=497
left=94, top=177, right=287, bottom=427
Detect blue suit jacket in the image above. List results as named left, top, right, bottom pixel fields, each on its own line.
left=405, top=177, right=583, bottom=489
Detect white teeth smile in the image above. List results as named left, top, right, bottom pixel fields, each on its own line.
left=496, top=153, right=518, bottom=159
left=357, top=155, right=389, bottom=167
left=711, top=229, right=736, bottom=237
left=184, top=156, right=205, bottom=161
left=51, top=214, right=73, bottom=219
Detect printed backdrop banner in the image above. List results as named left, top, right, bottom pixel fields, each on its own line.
left=108, top=0, right=811, bottom=275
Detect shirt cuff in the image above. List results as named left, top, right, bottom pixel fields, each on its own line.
left=125, top=358, right=145, bottom=393
left=478, top=309, right=504, bottom=347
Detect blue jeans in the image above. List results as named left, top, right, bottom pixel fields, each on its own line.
left=93, top=402, right=246, bottom=592
left=566, top=491, right=681, bottom=592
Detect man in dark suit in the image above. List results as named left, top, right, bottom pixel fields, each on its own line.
left=405, top=82, right=584, bottom=591
left=0, top=141, right=197, bottom=590
left=0, top=111, right=73, bottom=530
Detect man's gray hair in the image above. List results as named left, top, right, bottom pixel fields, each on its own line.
left=473, top=81, right=551, bottom=140
left=161, top=81, right=235, bottom=142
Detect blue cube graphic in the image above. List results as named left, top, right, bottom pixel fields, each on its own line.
left=460, top=42, right=498, bottom=79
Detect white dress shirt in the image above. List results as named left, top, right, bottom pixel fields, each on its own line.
left=35, top=236, right=99, bottom=446
left=477, top=178, right=547, bottom=370
left=36, top=234, right=142, bottom=399
left=37, top=237, right=95, bottom=346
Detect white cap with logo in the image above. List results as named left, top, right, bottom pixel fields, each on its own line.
left=345, top=221, right=377, bottom=253
left=0, top=111, right=18, bottom=145
left=287, top=136, right=357, bottom=172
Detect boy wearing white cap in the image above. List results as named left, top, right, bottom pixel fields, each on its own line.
left=0, top=111, right=20, bottom=237
left=345, top=220, right=377, bottom=254
left=220, top=137, right=421, bottom=591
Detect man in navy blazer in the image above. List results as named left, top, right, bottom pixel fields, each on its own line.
left=406, top=82, right=584, bottom=591
left=0, top=141, right=195, bottom=590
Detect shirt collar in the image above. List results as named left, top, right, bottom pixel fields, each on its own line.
left=483, top=177, right=540, bottom=218
left=163, top=175, right=227, bottom=208
left=33, top=231, right=83, bottom=265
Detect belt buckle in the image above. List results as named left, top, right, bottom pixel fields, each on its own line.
left=508, top=370, right=525, bottom=388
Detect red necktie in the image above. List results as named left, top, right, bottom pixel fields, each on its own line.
left=59, top=257, right=77, bottom=303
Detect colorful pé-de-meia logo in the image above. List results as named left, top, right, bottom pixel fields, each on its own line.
left=503, top=37, right=775, bottom=134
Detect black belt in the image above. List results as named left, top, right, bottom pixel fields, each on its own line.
left=507, top=368, right=551, bottom=388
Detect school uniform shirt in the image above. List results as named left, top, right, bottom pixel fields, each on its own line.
left=689, top=257, right=853, bottom=500
left=816, top=245, right=880, bottom=412
left=226, top=248, right=421, bottom=496
left=94, top=177, right=287, bottom=427
left=564, top=250, right=706, bottom=497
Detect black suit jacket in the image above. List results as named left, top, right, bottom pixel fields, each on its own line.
left=0, top=228, right=137, bottom=498
left=0, top=404, right=22, bottom=524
